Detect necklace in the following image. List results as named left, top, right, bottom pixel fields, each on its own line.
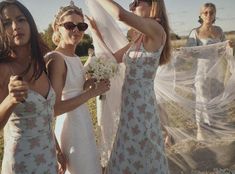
left=10, top=56, right=32, bottom=79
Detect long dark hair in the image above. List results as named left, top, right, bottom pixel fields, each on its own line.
left=0, top=1, right=49, bottom=80
left=0, top=18, right=11, bottom=63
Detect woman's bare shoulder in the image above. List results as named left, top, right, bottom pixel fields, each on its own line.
left=45, top=51, right=66, bottom=69
left=214, top=25, right=224, bottom=33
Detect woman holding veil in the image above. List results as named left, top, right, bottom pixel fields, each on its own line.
left=186, top=3, right=228, bottom=141
left=87, top=0, right=171, bottom=173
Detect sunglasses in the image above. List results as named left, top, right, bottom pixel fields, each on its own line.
left=129, top=0, right=152, bottom=11
left=202, top=11, right=215, bottom=16
left=60, top=22, right=88, bottom=31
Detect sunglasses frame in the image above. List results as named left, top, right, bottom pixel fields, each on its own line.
left=60, top=22, right=88, bottom=32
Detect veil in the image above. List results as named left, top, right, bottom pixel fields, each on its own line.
left=85, top=0, right=127, bottom=167
left=85, top=0, right=235, bottom=172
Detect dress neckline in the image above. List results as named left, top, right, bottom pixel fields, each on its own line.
left=52, top=50, right=78, bottom=58
left=29, top=84, right=52, bottom=101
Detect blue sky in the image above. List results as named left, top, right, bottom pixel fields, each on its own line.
left=18, top=0, right=235, bottom=36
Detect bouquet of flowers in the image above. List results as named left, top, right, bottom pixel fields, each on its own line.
left=86, top=57, right=119, bottom=100
left=86, top=57, right=119, bottom=81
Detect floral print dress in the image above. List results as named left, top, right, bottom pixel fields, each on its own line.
left=1, top=87, right=58, bottom=174
left=105, top=41, right=169, bottom=174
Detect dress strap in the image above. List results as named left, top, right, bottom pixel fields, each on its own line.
left=133, top=34, right=144, bottom=59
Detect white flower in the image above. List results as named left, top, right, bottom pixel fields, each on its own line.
left=86, top=57, right=119, bottom=81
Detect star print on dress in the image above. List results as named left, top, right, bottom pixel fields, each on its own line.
left=105, top=42, right=169, bottom=174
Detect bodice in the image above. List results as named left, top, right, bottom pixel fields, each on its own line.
left=123, top=43, right=163, bottom=84
left=5, top=87, right=55, bottom=139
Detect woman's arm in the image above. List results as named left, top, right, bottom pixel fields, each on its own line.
left=0, top=90, right=16, bottom=129
left=86, top=15, right=131, bottom=63
left=46, top=53, right=110, bottom=116
left=186, top=28, right=198, bottom=47
left=0, top=74, right=28, bottom=129
left=98, top=0, right=164, bottom=43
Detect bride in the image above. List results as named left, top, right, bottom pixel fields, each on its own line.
left=45, top=1, right=110, bottom=174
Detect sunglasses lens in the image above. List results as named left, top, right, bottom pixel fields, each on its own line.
left=77, top=22, right=88, bottom=31
left=63, top=22, right=76, bottom=30
left=62, top=22, right=88, bottom=31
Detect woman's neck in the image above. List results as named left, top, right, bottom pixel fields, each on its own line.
left=12, top=46, right=31, bottom=64
left=56, top=43, right=76, bottom=57
left=201, top=23, right=213, bottom=31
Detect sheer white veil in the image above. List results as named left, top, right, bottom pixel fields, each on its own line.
left=85, top=0, right=235, bottom=172
left=85, top=0, right=128, bottom=167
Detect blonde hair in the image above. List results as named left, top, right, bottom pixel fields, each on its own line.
left=150, top=0, right=171, bottom=65
left=52, top=1, right=84, bottom=46
left=198, top=3, right=216, bottom=24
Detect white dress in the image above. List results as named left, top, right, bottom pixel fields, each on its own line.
left=186, top=28, right=226, bottom=127
left=47, top=51, right=101, bottom=174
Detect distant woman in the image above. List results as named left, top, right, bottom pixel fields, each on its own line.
left=186, top=2, right=227, bottom=140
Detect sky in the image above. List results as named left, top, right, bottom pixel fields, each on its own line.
left=18, top=0, right=235, bottom=36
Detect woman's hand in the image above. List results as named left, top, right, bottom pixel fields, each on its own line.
left=90, top=79, right=110, bottom=97
left=164, top=134, right=173, bottom=148
left=83, top=78, right=97, bottom=91
left=8, top=75, right=28, bottom=104
left=57, top=151, right=66, bottom=174
left=85, top=15, right=104, bottom=43
left=55, top=136, right=66, bottom=174
left=228, top=40, right=234, bottom=48
left=85, top=15, right=98, bottom=32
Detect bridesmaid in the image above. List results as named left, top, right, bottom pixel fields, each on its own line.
left=88, top=0, right=171, bottom=173
left=45, top=1, right=110, bottom=174
left=0, top=0, right=58, bottom=173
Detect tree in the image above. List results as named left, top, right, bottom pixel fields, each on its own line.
left=76, top=34, right=93, bottom=56
left=40, top=24, right=56, bottom=51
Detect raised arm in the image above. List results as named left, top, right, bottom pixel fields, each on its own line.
left=98, top=0, right=164, bottom=43
left=86, top=15, right=131, bottom=63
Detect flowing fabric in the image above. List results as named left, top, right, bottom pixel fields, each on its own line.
left=85, top=0, right=235, bottom=172
left=85, top=0, right=127, bottom=167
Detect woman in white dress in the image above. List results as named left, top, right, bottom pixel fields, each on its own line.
left=186, top=3, right=227, bottom=141
left=45, top=1, right=110, bottom=174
